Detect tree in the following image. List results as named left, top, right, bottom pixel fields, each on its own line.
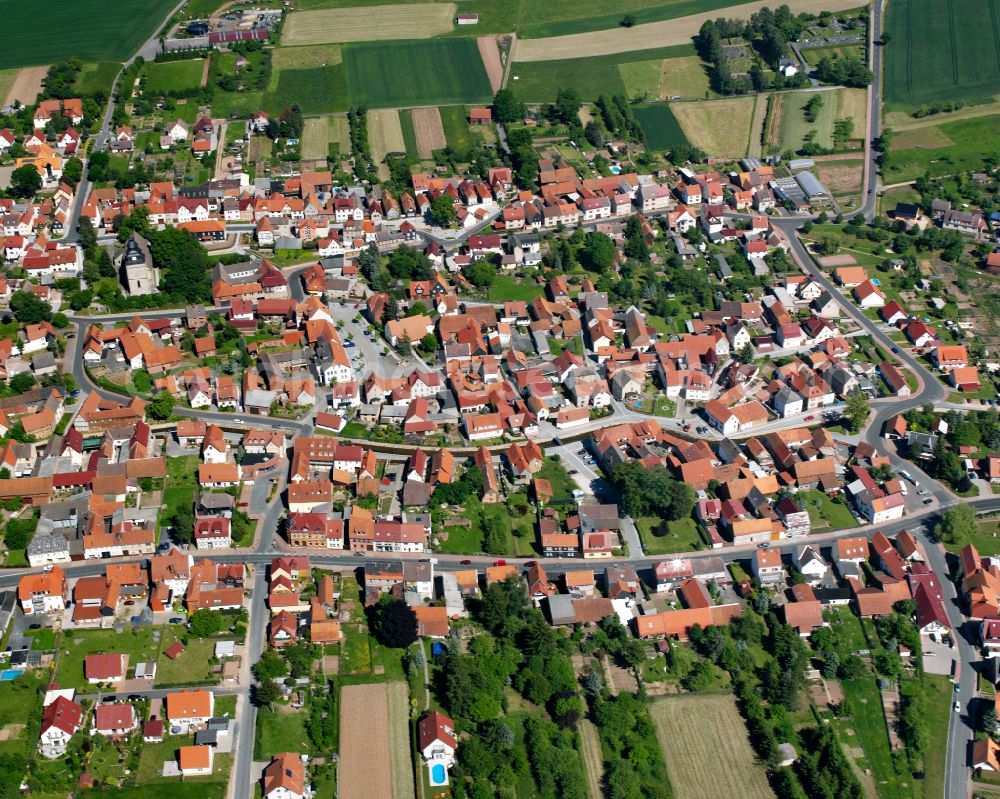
left=10, top=291, right=52, bottom=324
left=189, top=609, right=223, bottom=637
left=482, top=512, right=507, bottom=555
left=463, top=258, right=496, bottom=288
left=9, top=165, right=41, bottom=198
left=170, top=503, right=195, bottom=545
left=397, top=333, right=412, bottom=357
left=62, top=157, right=83, bottom=185
left=620, top=13, right=637, bottom=26
left=372, top=599, right=417, bottom=648
left=844, top=391, right=870, bottom=433
left=9, top=372, right=36, bottom=395
left=938, top=504, right=975, bottom=545
left=584, top=121, right=604, bottom=148
left=147, top=392, right=176, bottom=421
left=253, top=648, right=289, bottom=682
left=253, top=679, right=282, bottom=708
left=981, top=707, right=999, bottom=738
left=553, top=87, right=582, bottom=126
left=610, top=461, right=695, bottom=521
left=580, top=231, right=616, bottom=272
left=492, top=88, right=525, bottom=124
left=429, top=194, right=457, bottom=227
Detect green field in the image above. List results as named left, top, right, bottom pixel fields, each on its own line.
left=272, top=65, right=349, bottom=114
left=510, top=44, right=694, bottom=102
left=884, top=0, right=1000, bottom=110
left=398, top=109, right=419, bottom=157
left=801, top=43, right=864, bottom=67
left=633, top=102, right=689, bottom=150
left=344, top=39, right=491, bottom=107
left=74, top=62, right=121, bottom=97
left=144, top=59, right=205, bottom=95
left=0, top=0, right=177, bottom=69
left=883, top=112, right=1000, bottom=182
left=438, top=104, right=473, bottom=152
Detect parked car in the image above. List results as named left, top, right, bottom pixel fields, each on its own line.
left=102, top=695, right=117, bottom=703
left=168, top=617, right=184, bottom=624
left=804, top=415, right=815, bottom=421
left=28, top=623, right=41, bottom=630
left=954, top=701, right=961, bottom=712
left=493, top=559, right=507, bottom=567
left=923, top=498, right=934, bottom=505
left=460, top=559, right=472, bottom=566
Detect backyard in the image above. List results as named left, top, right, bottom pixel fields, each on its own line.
left=636, top=516, right=703, bottom=554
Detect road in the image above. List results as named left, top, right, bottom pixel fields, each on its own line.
left=859, top=0, right=885, bottom=221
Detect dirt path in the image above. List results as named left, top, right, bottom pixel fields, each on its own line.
left=199, top=58, right=211, bottom=88
left=512, top=0, right=863, bottom=62
left=477, top=36, right=504, bottom=94
left=5, top=66, right=47, bottom=106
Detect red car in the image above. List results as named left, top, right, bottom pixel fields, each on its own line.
left=493, top=559, right=507, bottom=567
left=804, top=415, right=815, bottom=421
left=524, top=561, right=537, bottom=568
left=460, top=559, right=472, bottom=565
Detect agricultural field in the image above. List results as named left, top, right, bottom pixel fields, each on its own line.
left=301, top=116, right=330, bottom=160
left=344, top=39, right=491, bottom=108
left=511, top=0, right=863, bottom=61
left=649, top=694, right=776, bottom=799
left=439, top=105, right=474, bottom=153
left=884, top=0, right=1000, bottom=111
left=282, top=3, right=456, bottom=45
left=339, top=682, right=412, bottom=799
left=671, top=95, right=764, bottom=158
left=0, top=69, right=19, bottom=104
left=767, top=88, right=867, bottom=152
left=368, top=109, right=407, bottom=164
left=633, top=103, right=689, bottom=150
left=658, top=55, right=713, bottom=99
left=270, top=63, right=349, bottom=114
left=0, top=0, right=177, bottom=69
left=883, top=112, right=1000, bottom=182
left=2, top=65, right=47, bottom=106
left=509, top=44, right=694, bottom=103
left=143, top=59, right=206, bottom=95
left=410, top=106, right=447, bottom=158
left=815, top=157, right=865, bottom=198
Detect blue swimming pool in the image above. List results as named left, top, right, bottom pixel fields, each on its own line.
left=0, top=670, right=21, bottom=681
left=429, top=762, right=448, bottom=786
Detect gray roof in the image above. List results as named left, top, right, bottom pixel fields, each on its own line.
left=794, top=171, right=829, bottom=198
left=546, top=594, right=576, bottom=625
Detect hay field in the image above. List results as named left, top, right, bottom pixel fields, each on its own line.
left=302, top=116, right=330, bottom=160
left=330, top=114, right=351, bottom=155
left=368, top=109, right=407, bottom=163
left=815, top=158, right=865, bottom=196
left=649, top=694, right=775, bottom=799
left=340, top=683, right=392, bottom=799
left=512, top=0, right=864, bottom=62
left=3, top=66, right=47, bottom=106
left=771, top=88, right=867, bottom=152
left=411, top=107, right=447, bottom=157
left=659, top=55, right=712, bottom=99
left=672, top=96, right=760, bottom=158
left=272, top=44, right=343, bottom=72
left=283, top=3, right=456, bottom=46
left=387, top=681, right=415, bottom=799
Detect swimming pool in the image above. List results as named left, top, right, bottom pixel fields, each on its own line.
left=428, top=762, right=448, bottom=787
left=0, top=670, right=21, bottom=681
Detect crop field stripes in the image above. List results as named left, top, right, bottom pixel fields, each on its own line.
left=990, top=0, right=1000, bottom=75
left=904, top=0, right=913, bottom=98
left=946, top=0, right=959, bottom=85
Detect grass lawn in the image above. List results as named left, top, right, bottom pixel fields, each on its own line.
left=254, top=706, right=310, bottom=759
left=54, top=627, right=164, bottom=690
left=798, top=488, right=857, bottom=530
left=25, top=627, right=56, bottom=650
left=636, top=516, right=703, bottom=555
left=343, top=39, right=491, bottom=108
left=485, top=273, right=544, bottom=302
left=270, top=64, right=349, bottom=115
left=74, top=62, right=121, bottom=97
left=155, top=631, right=218, bottom=687
left=537, top=457, right=577, bottom=502
left=671, top=94, right=761, bottom=158
left=0, top=69, right=18, bottom=103
left=883, top=113, right=1000, bottom=182
left=0, top=671, right=45, bottom=757
left=340, top=624, right=373, bottom=675
left=801, top=42, right=864, bottom=67
left=840, top=677, right=916, bottom=799
left=144, top=60, right=205, bottom=95
left=944, top=518, right=1000, bottom=555
left=921, top=673, right=952, bottom=799
left=773, top=88, right=866, bottom=152
left=0, top=0, right=176, bottom=69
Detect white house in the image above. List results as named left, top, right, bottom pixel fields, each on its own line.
left=418, top=711, right=457, bottom=768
